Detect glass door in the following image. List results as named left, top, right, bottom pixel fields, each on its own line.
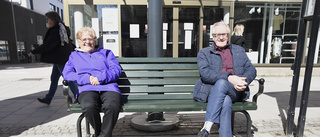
left=177, top=7, right=199, bottom=57
left=202, top=7, right=226, bottom=48
left=164, top=7, right=200, bottom=57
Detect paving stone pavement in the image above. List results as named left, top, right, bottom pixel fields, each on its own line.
left=0, top=63, right=319, bottom=137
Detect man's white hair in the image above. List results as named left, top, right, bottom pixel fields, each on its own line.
left=211, top=21, right=230, bottom=35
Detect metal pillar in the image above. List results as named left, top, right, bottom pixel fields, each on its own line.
left=147, top=0, right=163, bottom=121
left=285, top=0, right=307, bottom=135
left=131, top=1, right=179, bottom=132
left=147, top=0, right=163, bottom=57
left=296, top=0, right=320, bottom=136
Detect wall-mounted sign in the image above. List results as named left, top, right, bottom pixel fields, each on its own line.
left=305, top=0, right=315, bottom=17
left=102, top=6, right=119, bottom=56
left=130, top=24, right=139, bottom=38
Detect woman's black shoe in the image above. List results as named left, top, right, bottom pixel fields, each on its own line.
left=37, top=98, right=50, bottom=105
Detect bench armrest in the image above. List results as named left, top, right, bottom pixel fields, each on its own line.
left=63, top=80, right=69, bottom=86
left=252, top=78, right=265, bottom=104
left=62, top=80, right=73, bottom=111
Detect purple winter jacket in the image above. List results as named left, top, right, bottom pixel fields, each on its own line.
left=62, top=47, right=121, bottom=98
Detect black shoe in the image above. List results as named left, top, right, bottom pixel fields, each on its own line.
left=37, top=98, right=50, bottom=105
left=74, top=100, right=79, bottom=104
left=196, top=129, right=209, bottom=137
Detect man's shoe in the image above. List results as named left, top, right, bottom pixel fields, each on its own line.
left=196, top=129, right=209, bottom=137
left=37, top=98, right=50, bottom=105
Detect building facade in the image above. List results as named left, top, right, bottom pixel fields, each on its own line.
left=11, top=0, right=64, bottom=18
left=63, top=0, right=320, bottom=65
left=2, top=0, right=319, bottom=65
left=0, top=0, right=64, bottom=64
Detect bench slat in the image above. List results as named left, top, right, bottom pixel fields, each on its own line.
left=117, top=57, right=198, bottom=63
left=119, top=86, right=194, bottom=93
left=120, top=64, right=198, bottom=70
left=232, top=102, right=257, bottom=111
left=120, top=71, right=200, bottom=78
left=117, top=78, right=198, bottom=85
left=124, top=94, right=193, bottom=100
left=69, top=101, right=257, bottom=113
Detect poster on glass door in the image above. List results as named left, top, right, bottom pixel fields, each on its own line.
left=102, top=6, right=120, bottom=56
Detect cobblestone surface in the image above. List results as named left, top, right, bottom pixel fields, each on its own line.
left=1, top=112, right=320, bottom=137
left=1, top=63, right=320, bottom=137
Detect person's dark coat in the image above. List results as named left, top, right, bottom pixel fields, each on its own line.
left=31, top=23, right=74, bottom=65
left=231, top=35, right=249, bottom=52
left=193, top=42, right=256, bottom=102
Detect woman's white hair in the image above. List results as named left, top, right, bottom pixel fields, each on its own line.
left=76, top=27, right=97, bottom=43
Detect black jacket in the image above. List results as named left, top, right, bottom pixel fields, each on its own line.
left=231, top=35, right=249, bottom=52
left=31, top=23, right=74, bottom=65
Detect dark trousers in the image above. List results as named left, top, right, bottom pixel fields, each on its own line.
left=78, top=91, right=121, bottom=137
left=45, top=64, right=78, bottom=103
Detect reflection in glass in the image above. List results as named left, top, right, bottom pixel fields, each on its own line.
left=234, top=2, right=301, bottom=64
left=0, top=40, right=10, bottom=61
left=203, top=7, right=224, bottom=48
left=17, top=41, right=25, bottom=59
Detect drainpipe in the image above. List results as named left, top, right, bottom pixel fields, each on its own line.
left=11, top=0, right=19, bottom=63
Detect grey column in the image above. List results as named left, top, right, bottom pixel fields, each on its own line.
left=147, top=0, right=163, bottom=122
left=147, top=0, right=163, bottom=57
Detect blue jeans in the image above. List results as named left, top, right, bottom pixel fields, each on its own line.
left=205, top=79, right=242, bottom=137
left=44, top=64, right=78, bottom=103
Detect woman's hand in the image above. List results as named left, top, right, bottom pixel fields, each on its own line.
left=228, top=75, right=247, bottom=91
left=90, top=76, right=100, bottom=85
left=28, top=52, right=34, bottom=57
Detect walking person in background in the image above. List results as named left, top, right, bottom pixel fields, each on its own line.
left=28, top=11, right=78, bottom=105
left=231, top=24, right=252, bottom=52
left=63, top=27, right=122, bottom=137
left=194, top=21, right=256, bottom=137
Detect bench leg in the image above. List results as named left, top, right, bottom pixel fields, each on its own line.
left=77, top=113, right=85, bottom=137
left=232, top=111, right=252, bottom=137
left=62, top=84, right=73, bottom=111
left=77, top=113, right=92, bottom=137
left=232, top=112, right=235, bottom=132
left=85, top=118, right=91, bottom=137
left=240, top=111, right=252, bottom=137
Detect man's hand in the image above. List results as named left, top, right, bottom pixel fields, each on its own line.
left=90, top=76, right=100, bottom=85
left=228, top=75, right=247, bottom=91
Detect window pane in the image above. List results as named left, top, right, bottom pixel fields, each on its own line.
left=0, top=40, right=10, bottom=61
left=121, top=5, right=147, bottom=57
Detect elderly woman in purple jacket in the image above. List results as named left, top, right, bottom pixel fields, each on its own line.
left=194, top=21, right=256, bottom=137
left=62, top=27, right=121, bottom=137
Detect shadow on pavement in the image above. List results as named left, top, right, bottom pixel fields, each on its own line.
left=264, top=90, right=320, bottom=133
left=0, top=86, right=71, bottom=136
left=0, top=63, right=52, bottom=70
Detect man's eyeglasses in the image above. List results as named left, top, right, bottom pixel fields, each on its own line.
left=212, top=33, right=228, bottom=38
left=79, top=38, right=94, bottom=42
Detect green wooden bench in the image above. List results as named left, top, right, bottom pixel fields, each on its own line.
left=63, top=57, right=265, bottom=137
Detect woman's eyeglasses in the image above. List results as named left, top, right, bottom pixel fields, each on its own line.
left=79, top=38, right=94, bottom=42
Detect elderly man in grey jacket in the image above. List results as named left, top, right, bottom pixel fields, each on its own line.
left=194, top=21, right=256, bottom=137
